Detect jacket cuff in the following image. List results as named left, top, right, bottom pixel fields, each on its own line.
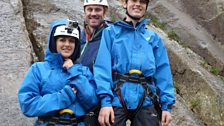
left=101, top=96, right=112, bottom=108
left=161, top=104, right=173, bottom=112
left=63, top=85, right=76, bottom=103
left=67, top=65, right=81, bottom=79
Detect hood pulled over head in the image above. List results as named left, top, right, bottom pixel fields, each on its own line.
left=47, top=18, right=81, bottom=62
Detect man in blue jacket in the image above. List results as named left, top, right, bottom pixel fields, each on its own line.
left=94, top=0, right=175, bottom=126
left=79, top=0, right=110, bottom=72
left=18, top=18, right=98, bottom=126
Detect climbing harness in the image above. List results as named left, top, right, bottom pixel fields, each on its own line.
left=112, top=69, right=162, bottom=119
left=38, top=109, right=83, bottom=126
left=38, top=107, right=100, bottom=126
left=83, top=103, right=101, bottom=126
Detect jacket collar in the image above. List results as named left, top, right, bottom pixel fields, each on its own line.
left=122, top=17, right=141, bottom=27
left=81, top=22, right=108, bottom=43
left=44, top=48, right=64, bottom=69
left=115, top=18, right=149, bottom=30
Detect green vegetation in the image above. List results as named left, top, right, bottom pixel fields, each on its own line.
left=110, top=13, right=118, bottom=22
left=147, top=15, right=189, bottom=48
left=150, top=18, right=166, bottom=30
left=209, top=66, right=221, bottom=75
left=167, top=29, right=178, bottom=41
left=179, top=42, right=188, bottom=48
left=173, top=82, right=180, bottom=94
left=190, top=98, right=201, bottom=109
left=200, top=60, right=221, bottom=76
left=149, top=17, right=180, bottom=42
left=221, top=76, right=224, bottom=82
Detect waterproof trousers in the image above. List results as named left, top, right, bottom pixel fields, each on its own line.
left=113, top=105, right=160, bottom=126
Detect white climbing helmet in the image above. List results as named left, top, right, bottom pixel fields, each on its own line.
left=54, top=20, right=79, bottom=39
left=84, top=0, right=109, bottom=8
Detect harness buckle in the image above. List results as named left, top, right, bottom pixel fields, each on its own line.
left=59, top=109, right=74, bottom=115
left=86, top=111, right=95, bottom=116
left=129, top=69, right=142, bottom=75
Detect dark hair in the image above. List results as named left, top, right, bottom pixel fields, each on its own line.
left=49, top=27, right=57, bottom=53
left=70, top=37, right=80, bottom=63
left=125, top=0, right=150, bottom=5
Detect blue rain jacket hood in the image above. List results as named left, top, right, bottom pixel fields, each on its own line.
left=18, top=19, right=98, bottom=126
left=48, top=19, right=80, bottom=63
left=94, top=19, right=175, bottom=111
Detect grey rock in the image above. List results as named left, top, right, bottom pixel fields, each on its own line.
left=0, top=0, right=224, bottom=125
left=0, top=0, right=33, bottom=125
left=148, top=0, right=224, bottom=75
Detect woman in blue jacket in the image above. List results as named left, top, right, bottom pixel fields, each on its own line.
left=18, top=19, right=98, bottom=126
left=94, top=0, right=175, bottom=126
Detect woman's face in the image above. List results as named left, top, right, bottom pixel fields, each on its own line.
left=56, top=36, right=76, bottom=59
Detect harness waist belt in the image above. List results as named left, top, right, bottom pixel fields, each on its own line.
left=38, top=115, right=84, bottom=125
left=112, top=71, right=154, bottom=84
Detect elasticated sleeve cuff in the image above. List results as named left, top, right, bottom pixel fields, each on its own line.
left=161, top=104, right=173, bottom=112
left=101, top=96, right=112, bottom=108
left=63, top=85, right=76, bottom=103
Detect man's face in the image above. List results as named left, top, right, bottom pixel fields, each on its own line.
left=84, top=5, right=105, bottom=28
left=123, top=0, right=147, bottom=19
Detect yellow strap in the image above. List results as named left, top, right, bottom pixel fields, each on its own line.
left=59, top=109, right=74, bottom=115
left=129, top=69, right=142, bottom=75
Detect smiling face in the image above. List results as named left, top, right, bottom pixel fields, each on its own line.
left=84, top=5, right=105, bottom=29
left=123, top=0, right=148, bottom=21
left=56, top=36, right=76, bottom=59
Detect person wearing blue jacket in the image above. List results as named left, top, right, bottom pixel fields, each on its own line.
left=94, top=0, right=175, bottom=126
left=18, top=18, right=98, bottom=126
left=79, top=0, right=110, bottom=72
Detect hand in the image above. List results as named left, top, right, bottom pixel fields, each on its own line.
left=72, top=87, right=77, bottom=93
left=63, top=59, right=73, bottom=69
left=161, top=111, right=172, bottom=126
left=98, top=107, right=114, bottom=126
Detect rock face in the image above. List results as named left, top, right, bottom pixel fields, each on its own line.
left=180, top=0, right=224, bottom=46
left=0, top=0, right=33, bottom=125
left=22, top=0, right=84, bottom=61
left=0, top=0, right=223, bottom=126
left=148, top=25, right=224, bottom=126
left=148, top=0, right=224, bottom=76
left=147, top=0, right=224, bottom=125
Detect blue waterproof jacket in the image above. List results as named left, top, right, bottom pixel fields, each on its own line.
left=18, top=19, right=98, bottom=126
left=94, top=19, right=175, bottom=111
